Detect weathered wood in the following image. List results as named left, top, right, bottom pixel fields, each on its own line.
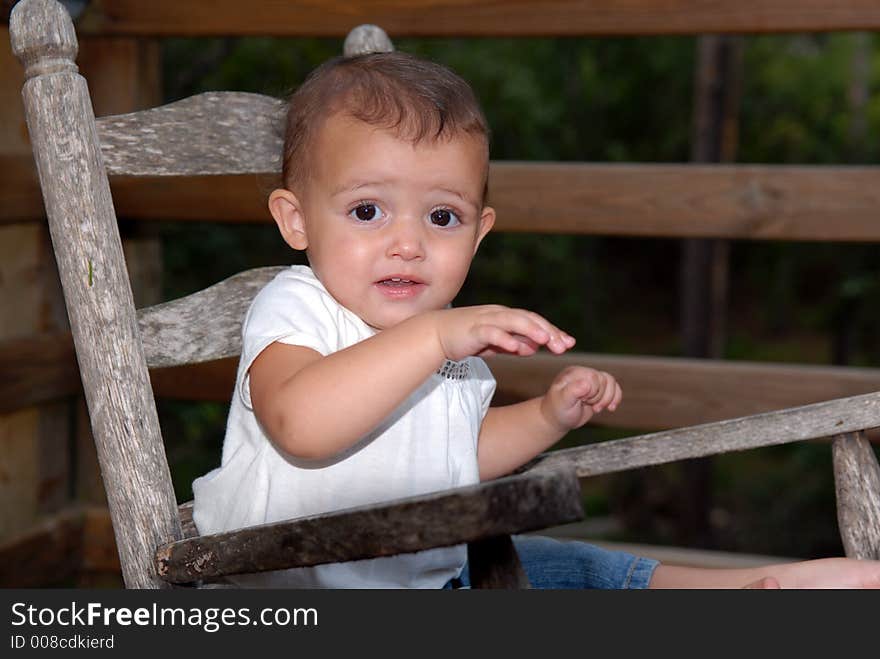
left=97, top=92, right=284, bottom=176
left=138, top=266, right=283, bottom=367
left=343, top=24, right=394, bottom=57
left=525, top=390, right=880, bottom=478
left=832, top=431, right=880, bottom=560
left=156, top=467, right=583, bottom=583
left=68, top=1, right=880, bottom=37
left=467, top=535, right=530, bottom=589
left=10, top=0, right=180, bottom=589
left=178, top=501, right=198, bottom=539
left=489, top=352, right=880, bottom=431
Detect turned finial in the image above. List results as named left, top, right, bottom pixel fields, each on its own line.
left=10, top=0, right=79, bottom=79
left=343, top=24, right=395, bottom=57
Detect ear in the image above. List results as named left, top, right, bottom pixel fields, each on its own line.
left=472, top=206, right=496, bottom=255
left=268, top=188, right=308, bottom=251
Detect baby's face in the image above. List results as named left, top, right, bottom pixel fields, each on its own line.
left=295, top=113, right=494, bottom=330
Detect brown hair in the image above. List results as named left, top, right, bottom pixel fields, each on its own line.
left=281, top=51, right=490, bottom=194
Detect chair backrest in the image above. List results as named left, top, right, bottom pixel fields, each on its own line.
left=9, top=0, right=392, bottom=588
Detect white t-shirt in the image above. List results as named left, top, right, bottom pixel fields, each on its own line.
left=192, top=265, right=496, bottom=588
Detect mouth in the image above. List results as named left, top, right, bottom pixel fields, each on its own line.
left=375, top=276, right=425, bottom=298
left=377, top=277, right=421, bottom=286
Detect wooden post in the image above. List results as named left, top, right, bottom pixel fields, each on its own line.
left=832, top=32, right=872, bottom=366
left=467, top=536, right=530, bottom=589
left=678, top=34, right=743, bottom=548
left=73, top=35, right=164, bottom=514
left=10, top=0, right=180, bottom=588
left=831, top=431, right=880, bottom=559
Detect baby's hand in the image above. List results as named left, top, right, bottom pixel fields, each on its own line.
left=540, top=366, right=622, bottom=431
left=431, top=305, right=575, bottom=362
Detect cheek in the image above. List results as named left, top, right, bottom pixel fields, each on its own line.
left=435, top=244, right=475, bottom=283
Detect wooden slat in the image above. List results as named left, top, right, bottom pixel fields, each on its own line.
left=831, top=431, right=880, bottom=560
left=107, top=172, right=276, bottom=223
left=71, top=1, right=880, bottom=37
left=0, top=331, right=80, bottom=415
left=149, top=358, right=239, bottom=402
left=526, top=390, right=880, bottom=478
left=8, top=157, right=880, bottom=241
left=88, top=162, right=880, bottom=242
left=487, top=163, right=880, bottom=241
left=6, top=329, right=880, bottom=433
left=138, top=266, right=284, bottom=368
left=97, top=92, right=284, bottom=176
left=488, top=352, right=880, bottom=430
left=155, top=466, right=583, bottom=583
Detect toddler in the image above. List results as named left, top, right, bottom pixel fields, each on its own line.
left=193, top=51, right=880, bottom=589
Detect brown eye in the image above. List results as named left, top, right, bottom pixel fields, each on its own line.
left=430, top=208, right=459, bottom=227
left=351, top=204, right=382, bottom=222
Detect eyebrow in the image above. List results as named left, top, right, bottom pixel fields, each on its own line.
left=331, top=181, right=477, bottom=208
left=438, top=187, right=477, bottom=208
left=330, top=180, right=390, bottom=197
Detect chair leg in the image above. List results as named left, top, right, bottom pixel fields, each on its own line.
left=467, top=535, right=530, bottom=589
left=832, top=430, right=880, bottom=560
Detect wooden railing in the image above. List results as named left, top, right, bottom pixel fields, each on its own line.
left=69, top=1, right=880, bottom=37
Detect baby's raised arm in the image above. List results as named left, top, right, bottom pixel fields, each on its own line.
left=249, top=306, right=573, bottom=460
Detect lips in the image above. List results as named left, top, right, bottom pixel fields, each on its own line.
left=374, top=275, right=425, bottom=298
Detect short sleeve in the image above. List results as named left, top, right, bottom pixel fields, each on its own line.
left=470, top=357, right=497, bottom=419
left=238, top=270, right=343, bottom=409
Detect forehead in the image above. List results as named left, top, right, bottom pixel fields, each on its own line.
left=310, top=113, right=488, bottom=198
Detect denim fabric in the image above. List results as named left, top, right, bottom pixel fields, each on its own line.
left=444, top=535, right=659, bottom=589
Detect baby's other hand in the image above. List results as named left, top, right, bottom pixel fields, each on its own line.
left=541, top=366, right=622, bottom=431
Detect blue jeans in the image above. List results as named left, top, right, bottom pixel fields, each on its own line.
left=444, top=535, right=659, bottom=589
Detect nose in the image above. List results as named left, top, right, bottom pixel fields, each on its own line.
left=386, top=218, right=425, bottom=260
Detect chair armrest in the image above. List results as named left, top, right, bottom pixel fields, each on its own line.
left=524, top=390, right=880, bottom=478
left=157, top=466, right=582, bottom=583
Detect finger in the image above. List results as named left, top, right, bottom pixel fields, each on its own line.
left=488, top=310, right=552, bottom=347
left=503, top=309, right=568, bottom=354
left=474, top=324, right=521, bottom=354
left=608, top=382, right=623, bottom=412
left=511, top=334, right=541, bottom=354
left=520, top=310, right=575, bottom=353
left=592, top=375, right=618, bottom=412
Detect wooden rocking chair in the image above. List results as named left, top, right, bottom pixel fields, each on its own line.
left=10, top=0, right=880, bottom=590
